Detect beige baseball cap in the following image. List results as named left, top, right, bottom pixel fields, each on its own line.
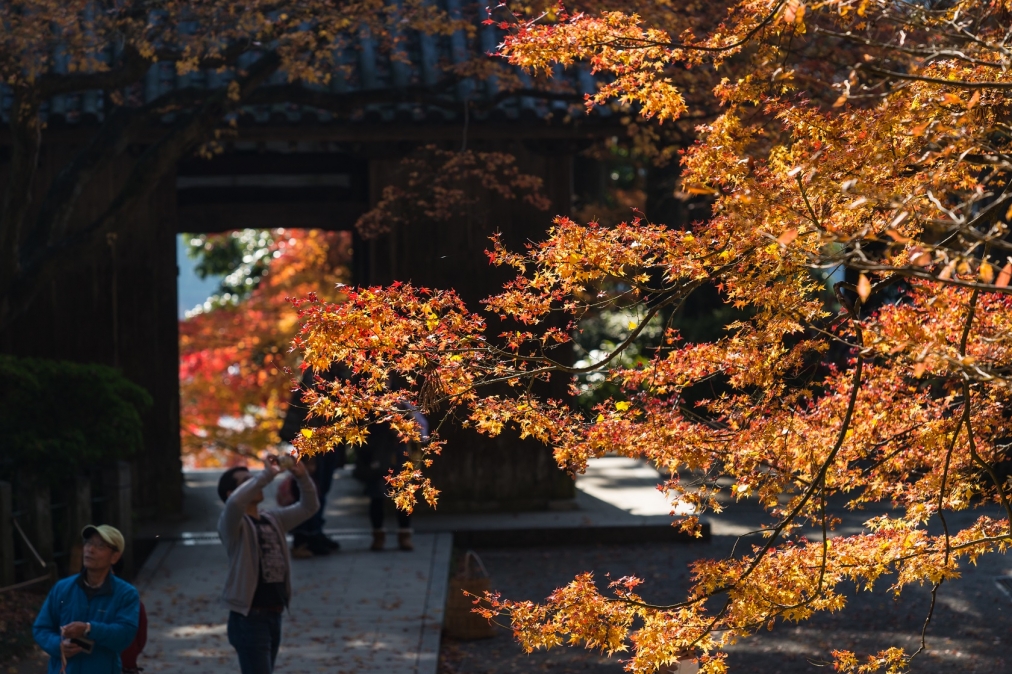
left=81, top=524, right=125, bottom=552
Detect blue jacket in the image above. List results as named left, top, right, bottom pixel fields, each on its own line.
left=33, top=573, right=140, bottom=674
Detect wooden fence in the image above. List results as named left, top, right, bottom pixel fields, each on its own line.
left=0, top=462, right=133, bottom=593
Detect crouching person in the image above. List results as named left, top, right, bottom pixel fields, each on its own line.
left=218, top=455, right=319, bottom=674
left=33, top=525, right=139, bottom=674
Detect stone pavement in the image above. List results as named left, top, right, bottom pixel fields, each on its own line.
left=135, top=531, right=451, bottom=674
left=132, top=457, right=679, bottom=674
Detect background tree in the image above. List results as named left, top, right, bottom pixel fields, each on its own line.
left=179, top=228, right=350, bottom=466
left=178, top=142, right=551, bottom=465
left=288, top=1, right=1012, bottom=672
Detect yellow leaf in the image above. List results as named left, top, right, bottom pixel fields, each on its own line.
left=776, top=228, right=798, bottom=246
left=628, top=321, right=638, bottom=330
left=979, top=261, right=995, bottom=283
left=301, top=428, right=313, bottom=439
left=857, top=274, right=871, bottom=303
left=615, top=401, right=631, bottom=411
left=596, top=414, right=604, bottom=423
left=909, top=248, right=931, bottom=267
left=781, top=0, right=806, bottom=24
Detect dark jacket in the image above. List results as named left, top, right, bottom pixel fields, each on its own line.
left=33, top=573, right=140, bottom=674
left=356, top=405, right=429, bottom=497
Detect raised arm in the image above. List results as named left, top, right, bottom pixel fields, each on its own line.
left=217, top=464, right=278, bottom=546
left=271, top=463, right=320, bottom=533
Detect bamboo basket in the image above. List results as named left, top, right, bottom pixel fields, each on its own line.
left=443, top=550, right=496, bottom=640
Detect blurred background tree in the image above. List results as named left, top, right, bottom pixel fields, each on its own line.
left=178, top=229, right=350, bottom=467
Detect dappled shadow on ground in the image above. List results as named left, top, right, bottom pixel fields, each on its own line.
left=438, top=540, right=1012, bottom=674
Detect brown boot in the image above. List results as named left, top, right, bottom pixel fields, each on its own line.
left=397, top=530, right=414, bottom=551
left=371, top=529, right=385, bottom=551
left=291, top=544, right=313, bottom=559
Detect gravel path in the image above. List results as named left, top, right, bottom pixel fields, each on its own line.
left=438, top=539, right=1012, bottom=674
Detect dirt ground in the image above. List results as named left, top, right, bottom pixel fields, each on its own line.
left=438, top=540, right=1012, bottom=674
left=1, top=646, right=48, bottom=674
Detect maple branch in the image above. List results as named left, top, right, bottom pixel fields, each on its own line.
left=489, top=286, right=690, bottom=376
left=944, top=17, right=1012, bottom=58
left=814, top=26, right=1005, bottom=68
left=857, top=426, right=922, bottom=476
left=910, top=286, right=1001, bottom=663
left=937, top=407, right=963, bottom=564
left=494, top=248, right=759, bottom=377
left=618, top=325, right=865, bottom=614
left=590, top=0, right=788, bottom=53
left=181, top=428, right=263, bottom=462
left=795, top=174, right=822, bottom=229
left=909, top=581, right=942, bottom=661
left=858, top=64, right=1012, bottom=89
left=36, top=45, right=153, bottom=98
left=35, top=38, right=258, bottom=98
left=843, top=261, right=1012, bottom=296
left=958, top=283, right=1012, bottom=530
left=962, top=380, right=1012, bottom=528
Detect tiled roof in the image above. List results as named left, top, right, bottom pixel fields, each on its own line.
left=2, top=0, right=607, bottom=127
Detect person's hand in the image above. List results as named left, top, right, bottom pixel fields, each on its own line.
left=60, top=638, right=83, bottom=659
left=289, top=459, right=308, bottom=478
left=264, top=454, right=281, bottom=477
left=61, top=622, right=88, bottom=639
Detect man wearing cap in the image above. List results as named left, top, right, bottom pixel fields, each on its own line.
left=33, top=525, right=140, bottom=674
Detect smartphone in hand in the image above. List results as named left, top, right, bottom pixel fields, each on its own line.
left=69, top=637, right=94, bottom=654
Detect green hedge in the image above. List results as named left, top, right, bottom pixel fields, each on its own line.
left=0, top=356, right=152, bottom=482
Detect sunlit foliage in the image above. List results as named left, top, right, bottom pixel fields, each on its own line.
left=179, top=229, right=349, bottom=467
left=287, top=1, right=1012, bottom=671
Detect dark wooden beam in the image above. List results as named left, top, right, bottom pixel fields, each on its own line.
left=178, top=185, right=361, bottom=206
left=177, top=200, right=368, bottom=233
left=178, top=151, right=366, bottom=176
left=1, top=120, right=620, bottom=146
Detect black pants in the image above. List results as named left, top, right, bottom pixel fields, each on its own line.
left=228, top=609, right=281, bottom=674
left=369, top=496, right=411, bottom=530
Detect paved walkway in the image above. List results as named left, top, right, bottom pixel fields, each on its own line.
left=132, top=458, right=682, bottom=674
left=136, top=531, right=451, bottom=674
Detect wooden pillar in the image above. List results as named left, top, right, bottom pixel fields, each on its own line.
left=66, top=476, right=92, bottom=575
left=0, top=482, right=14, bottom=587
left=16, top=472, right=53, bottom=579
left=102, top=462, right=133, bottom=575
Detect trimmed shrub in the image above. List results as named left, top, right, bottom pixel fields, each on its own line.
left=0, top=356, right=152, bottom=482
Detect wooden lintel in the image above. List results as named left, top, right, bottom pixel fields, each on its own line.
left=1, top=121, right=621, bottom=147
left=177, top=200, right=368, bottom=233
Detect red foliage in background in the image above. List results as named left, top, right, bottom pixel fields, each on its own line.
left=179, top=229, right=350, bottom=467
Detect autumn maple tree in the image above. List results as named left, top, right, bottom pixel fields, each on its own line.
left=285, top=0, right=1012, bottom=672
left=179, top=228, right=350, bottom=466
